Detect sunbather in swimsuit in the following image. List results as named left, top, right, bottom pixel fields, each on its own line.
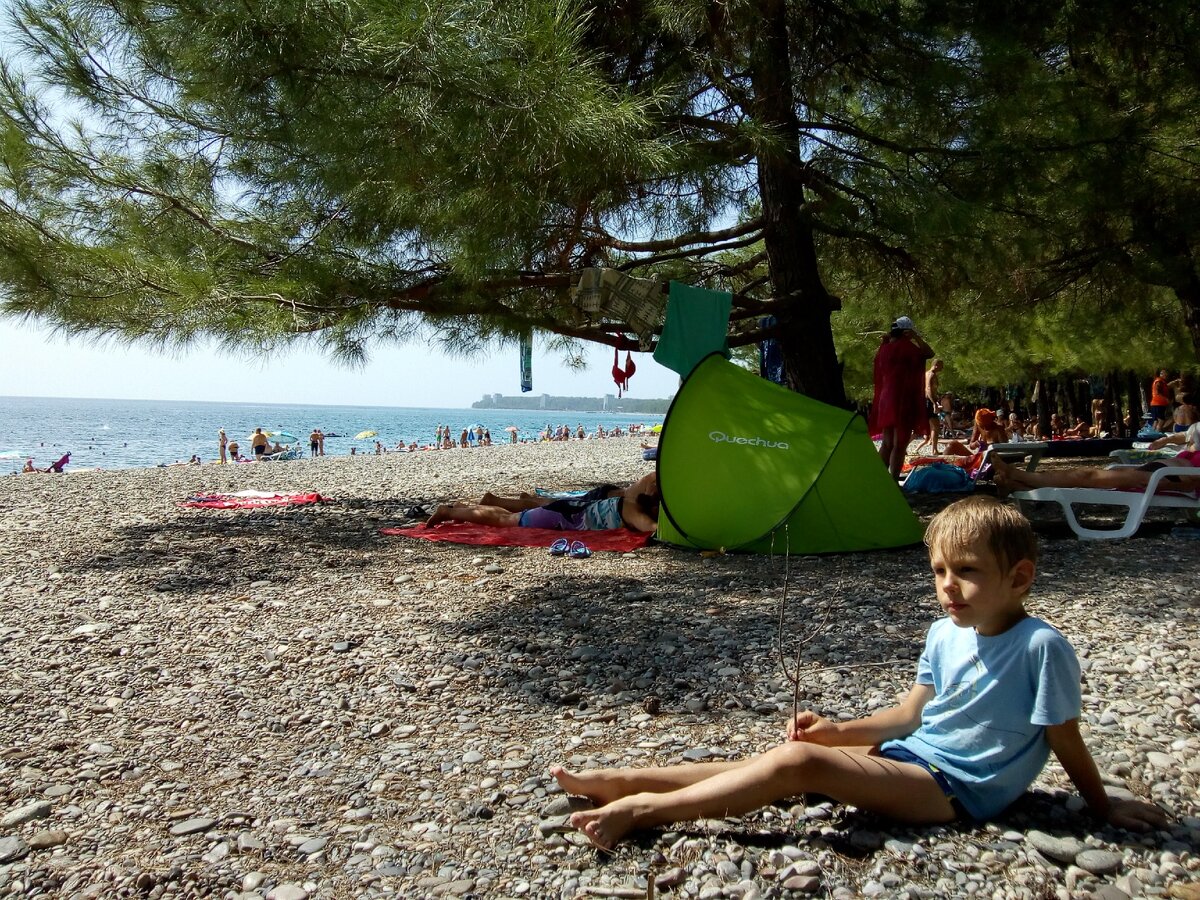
left=428, top=475, right=659, bottom=532
left=993, top=425, right=1200, bottom=496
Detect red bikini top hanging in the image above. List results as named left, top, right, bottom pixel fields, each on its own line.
left=612, top=348, right=637, bottom=397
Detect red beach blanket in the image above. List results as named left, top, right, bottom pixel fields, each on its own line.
left=181, top=491, right=327, bottom=509
left=380, top=523, right=654, bottom=552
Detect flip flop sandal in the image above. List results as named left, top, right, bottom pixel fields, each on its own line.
left=548, top=538, right=570, bottom=556
left=568, top=540, right=592, bottom=559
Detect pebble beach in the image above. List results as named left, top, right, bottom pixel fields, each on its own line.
left=0, top=437, right=1197, bottom=900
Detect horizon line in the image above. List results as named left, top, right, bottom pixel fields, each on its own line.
left=0, top=393, right=673, bottom=411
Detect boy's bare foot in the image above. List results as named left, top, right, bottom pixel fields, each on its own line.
left=569, top=799, right=639, bottom=850
left=480, top=492, right=499, bottom=505
left=425, top=505, right=452, bottom=526
left=550, top=765, right=630, bottom=806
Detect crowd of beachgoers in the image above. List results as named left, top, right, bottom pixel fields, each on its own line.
left=10, top=420, right=661, bottom=474
left=379, top=422, right=656, bottom=454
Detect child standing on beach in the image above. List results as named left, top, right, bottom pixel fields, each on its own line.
left=553, top=497, right=1167, bottom=849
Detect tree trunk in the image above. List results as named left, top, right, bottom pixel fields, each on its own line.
left=1176, top=281, right=1200, bottom=357
left=1075, top=376, right=1094, bottom=427
left=1104, top=371, right=1122, bottom=436
left=748, top=0, right=846, bottom=407
left=1036, top=377, right=1053, bottom=438
left=1125, top=370, right=1143, bottom=431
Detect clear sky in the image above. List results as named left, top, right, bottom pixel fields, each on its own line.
left=0, top=11, right=686, bottom=409
left=0, top=319, right=681, bottom=408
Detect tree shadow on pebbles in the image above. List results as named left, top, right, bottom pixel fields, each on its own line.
left=434, top=559, right=928, bottom=714
left=67, top=497, right=428, bottom=592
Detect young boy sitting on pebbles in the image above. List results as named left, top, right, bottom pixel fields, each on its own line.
left=552, top=496, right=1167, bottom=849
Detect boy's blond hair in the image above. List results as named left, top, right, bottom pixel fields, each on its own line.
left=924, top=496, right=1038, bottom=572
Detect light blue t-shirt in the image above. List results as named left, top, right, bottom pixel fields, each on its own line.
left=881, top=616, right=1081, bottom=820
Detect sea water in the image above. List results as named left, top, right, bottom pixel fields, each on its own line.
left=0, top=396, right=663, bottom=471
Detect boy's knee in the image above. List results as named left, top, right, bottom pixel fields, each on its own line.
left=767, top=741, right=819, bottom=775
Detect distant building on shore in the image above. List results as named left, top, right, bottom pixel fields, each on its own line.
left=472, top=392, right=672, bottom=414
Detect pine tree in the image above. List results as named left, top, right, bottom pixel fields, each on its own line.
left=1, top=0, right=1196, bottom=404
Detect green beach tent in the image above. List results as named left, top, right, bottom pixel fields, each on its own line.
left=656, top=354, right=924, bottom=554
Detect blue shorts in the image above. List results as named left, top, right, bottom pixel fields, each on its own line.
left=877, top=745, right=970, bottom=819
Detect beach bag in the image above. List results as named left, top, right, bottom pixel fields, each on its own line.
left=902, top=462, right=974, bottom=494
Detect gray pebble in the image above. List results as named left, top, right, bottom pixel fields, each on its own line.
left=297, top=837, right=328, bottom=855
left=716, top=860, right=740, bottom=881
left=238, top=833, right=265, bottom=852
left=0, top=835, right=30, bottom=864
left=1027, top=829, right=1086, bottom=864
left=1076, top=848, right=1123, bottom=875
left=0, top=799, right=52, bottom=827
left=782, top=875, right=821, bottom=893
left=538, top=816, right=573, bottom=835
left=243, top=872, right=268, bottom=891
left=169, top=816, right=217, bottom=837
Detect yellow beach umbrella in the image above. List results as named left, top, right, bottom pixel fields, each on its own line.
left=355, top=430, right=378, bottom=440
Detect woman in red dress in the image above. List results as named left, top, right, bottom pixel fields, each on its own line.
left=870, top=317, right=935, bottom=479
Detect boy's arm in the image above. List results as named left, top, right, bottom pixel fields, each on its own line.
left=789, top=684, right=932, bottom=746
left=1045, top=720, right=1168, bottom=831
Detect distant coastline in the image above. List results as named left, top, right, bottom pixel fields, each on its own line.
left=471, top=392, right=672, bottom=414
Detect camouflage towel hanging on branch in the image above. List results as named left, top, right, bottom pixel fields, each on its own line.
left=571, top=268, right=666, bottom=350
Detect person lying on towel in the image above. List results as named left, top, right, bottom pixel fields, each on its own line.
left=474, top=483, right=625, bottom=512
left=993, top=423, right=1200, bottom=496
left=426, top=473, right=659, bottom=532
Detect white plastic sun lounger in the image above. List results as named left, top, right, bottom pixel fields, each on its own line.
left=1010, top=466, right=1200, bottom=540
left=989, top=441, right=1049, bottom=471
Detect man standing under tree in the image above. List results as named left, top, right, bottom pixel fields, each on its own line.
left=914, top=359, right=945, bottom=455
left=1149, top=369, right=1173, bottom=432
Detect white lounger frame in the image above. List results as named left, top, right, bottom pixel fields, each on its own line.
left=1011, top=466, right=1200, bottom=540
